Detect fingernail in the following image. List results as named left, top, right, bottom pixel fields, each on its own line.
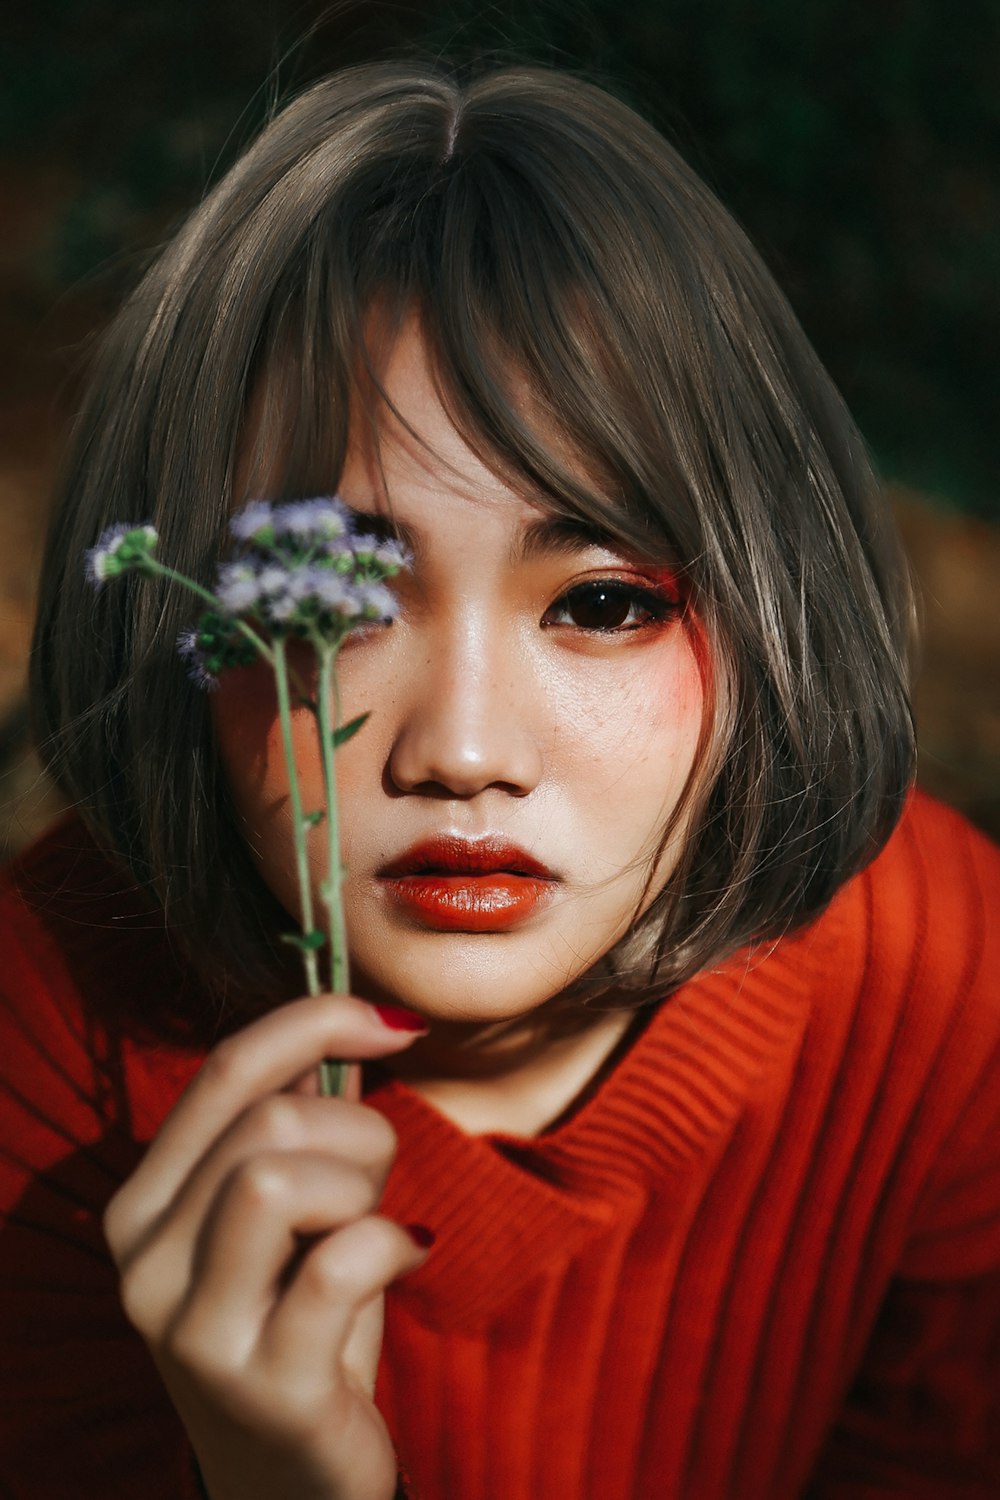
left=406, top=1223, right=436, bottom=1249
left=372, top=1002, right=428, bottom=1032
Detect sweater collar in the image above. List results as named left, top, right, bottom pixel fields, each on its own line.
left=369, top=928, right=821, bottom=1328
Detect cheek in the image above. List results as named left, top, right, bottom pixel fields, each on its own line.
left=633, top=646, right=705, bottom=821
left=563, top=632, right=708, bottom=895
left=560, top=630, right=706, bottom=787
left=211, top=662, right=325, bottom=828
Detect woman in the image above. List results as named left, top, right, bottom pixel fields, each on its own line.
left=1, top=61, right=997, bottom=1499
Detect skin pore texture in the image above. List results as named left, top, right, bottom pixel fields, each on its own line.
left=212, top=321, right=707, bottom=1137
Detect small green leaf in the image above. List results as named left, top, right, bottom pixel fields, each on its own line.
left=331, top=711, right=370, bottom=748
left=302, top=809, right=325, bottom=829
left=280, top=929, right=327, bottom=952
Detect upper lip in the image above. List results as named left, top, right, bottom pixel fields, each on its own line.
left=379, top=836, right=557, bottom=881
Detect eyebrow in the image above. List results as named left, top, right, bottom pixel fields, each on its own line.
left=341, top=503, right=619, bottom=563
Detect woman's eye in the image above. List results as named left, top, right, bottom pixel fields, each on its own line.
left=542, top=580, right=680, bottom=634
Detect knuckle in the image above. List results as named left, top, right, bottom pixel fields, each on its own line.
left=248, top=1093, right=307, bottom=1148
left=117, top=1259, right=161, bottom=1334
left=356, top=1105, right=399, bottom=1168
left=161, top=1307, right=256, bottom=1387
left=162, top=1316, right=225, bottom=1380
left=101, top=1188, right=130, bottom=1261
left=226, top=1155, right=293, bottom=1213
left=298, top=1215, right=403, bottom=1303
left=331, top=1161, right=381, bottom=1218
left=300, top=1238, right=368, bottom=1303
left=198, top=1036, right=248, bottom=1094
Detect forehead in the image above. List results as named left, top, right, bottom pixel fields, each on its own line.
left=346, top=322, right=655, bottom=568
left=341, top=318, right=504, bottom=505
left=344, top=371, right=622, bottom=575
left=238, top=305, right=679, bottom=572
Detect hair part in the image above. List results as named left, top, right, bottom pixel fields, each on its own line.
left=31, top=60, right=916, bottom=1028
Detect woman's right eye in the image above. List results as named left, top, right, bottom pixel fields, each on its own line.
left=541, top=579, right=682, bottom=635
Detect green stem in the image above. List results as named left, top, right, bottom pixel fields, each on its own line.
left=317, top=643, right=349, bottom=992
left=316, top=638, right=350, bottom=1098
left=141, top=559, right=276, bottom=666
left=140, top=554, right=345, bottom=1092
left=272, top=636, right=320, bottom=999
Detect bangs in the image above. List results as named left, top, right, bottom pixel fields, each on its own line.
left=236, top=81, right=698, bottom=576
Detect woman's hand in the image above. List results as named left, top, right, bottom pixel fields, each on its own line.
left=103, top=994, right=430, bottom=1500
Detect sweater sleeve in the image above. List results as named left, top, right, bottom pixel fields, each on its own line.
left=0, top=841, right=205, bottom=1498
left=805, top=1273, right=1000, bottom=1499
left=806, top=807, right=1000, bottom=1498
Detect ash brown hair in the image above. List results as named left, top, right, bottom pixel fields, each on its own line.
left=31, top=61, right=915, bottom=1021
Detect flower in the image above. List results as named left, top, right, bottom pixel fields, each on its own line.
left=215, top=560, right=266, bottom=614
left=176, top=628, right=219, bottom=690
left=272, top=497, right=352, bottom=544
left=355, top=580, right=397, bottom=621
left=206, top=497, right=411, bottom=642
left=371, top=536, right=409, bottom=573
left=298, top=567, right=366, bottom=618
left=228, top=501, right=275, bottom=543
left=348, top=533, right=408, bottom=575
left=177, top=615, right=257, bottom=685
left=85, top=523, right=158, bottom=586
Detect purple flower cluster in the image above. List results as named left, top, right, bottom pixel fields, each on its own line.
left=217, top=496, right=406, bottom=627
left=229, top=497, right=350, bottom=546
left=84, top=499, right=409, bottom=690
left=85, top=523, right=158, bottom=585
left=213, top=558, right=397, bottom=626
left=180, top=497, right=409, bottom=687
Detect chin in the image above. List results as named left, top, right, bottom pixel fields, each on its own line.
left=349, top=946, right=568, bottom=1029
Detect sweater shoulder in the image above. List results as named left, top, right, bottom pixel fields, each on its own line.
left=874, top=786, right=1000, bottom=895
left=836, top=789, right=999, bottom=1022
left=817, top=793, right=1000, bottom=1277
left=0, top=819, right=205, bottom=1201
left=0, top=821, right=204, bottom=1498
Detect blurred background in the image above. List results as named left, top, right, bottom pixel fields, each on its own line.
left=1, top=0, right=998, bottom=857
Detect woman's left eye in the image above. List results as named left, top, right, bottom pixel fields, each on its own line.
left=541, top=579, right=681, bottom=634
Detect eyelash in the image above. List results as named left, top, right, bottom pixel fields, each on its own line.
left=541, top=578, right=682, bottom=635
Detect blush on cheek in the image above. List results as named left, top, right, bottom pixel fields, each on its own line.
left=212, top=662, right=280, bottom=779
left=212, top=658, right=333, bottom=826
left=642, top=619, right=710, bottom=786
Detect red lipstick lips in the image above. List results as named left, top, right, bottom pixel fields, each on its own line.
left=379, top=837, right=557, bottom=932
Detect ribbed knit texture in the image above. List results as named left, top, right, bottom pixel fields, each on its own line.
left=1, top=792, right=998, bottom=1498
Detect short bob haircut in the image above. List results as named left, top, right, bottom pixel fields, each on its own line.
left=31, top=61, right=915, bottom=1023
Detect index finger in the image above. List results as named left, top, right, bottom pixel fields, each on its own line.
left=106, top=994, right=423, bottom=1239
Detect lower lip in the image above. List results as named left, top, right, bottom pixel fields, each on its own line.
left=382, top=873, right=554, bottom=931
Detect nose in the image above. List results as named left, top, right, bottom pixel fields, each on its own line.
left=386, top=622, right=543, bottom=799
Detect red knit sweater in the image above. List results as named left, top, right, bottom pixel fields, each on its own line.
left=1, top=792, right=998, bottom=1498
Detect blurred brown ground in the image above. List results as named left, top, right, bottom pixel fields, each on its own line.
left=1, top=164, right=998, bottom=860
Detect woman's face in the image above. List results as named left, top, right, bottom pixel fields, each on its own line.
left=213, top=322, right=706, bottom=1025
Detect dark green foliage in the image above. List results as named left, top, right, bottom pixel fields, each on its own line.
left=10, top=0, right=999, bottom=515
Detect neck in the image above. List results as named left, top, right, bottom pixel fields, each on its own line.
left=380, top=1004, right=646, bottom=1137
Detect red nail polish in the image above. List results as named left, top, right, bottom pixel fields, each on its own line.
left=406, top=1223, right=435, bottom=1249
left=372, top=1003, right=428, bottom=1032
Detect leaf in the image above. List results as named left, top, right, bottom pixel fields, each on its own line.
left=280, top=929, right=327, bottom=952
left=331, top=711, right=370, bottom=748
left=302, top=809, right=325, bottom=829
